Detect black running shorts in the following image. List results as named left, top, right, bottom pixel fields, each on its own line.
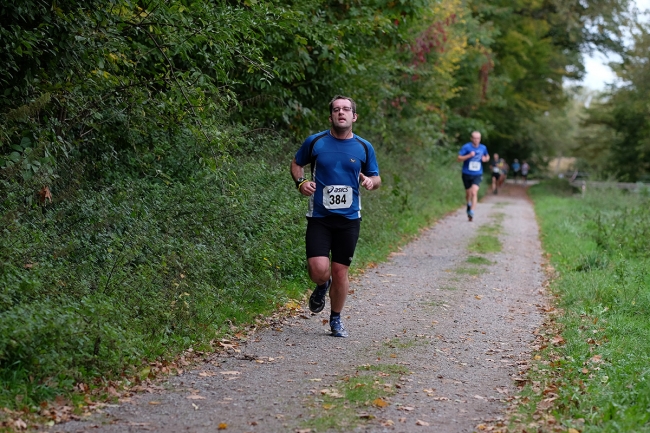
left=305, top=215, right=361, bottom=267
left=462, top=173, right=483, bottom=190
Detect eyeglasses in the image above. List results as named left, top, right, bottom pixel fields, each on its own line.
left=332, top=107, right=354, bottom=113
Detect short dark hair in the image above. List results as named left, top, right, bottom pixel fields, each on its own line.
left=329, top=95, right=357, bottom=113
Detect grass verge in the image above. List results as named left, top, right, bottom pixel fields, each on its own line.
left=510, top=179, right=650, bottom=432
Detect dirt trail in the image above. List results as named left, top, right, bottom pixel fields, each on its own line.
left=57, top=183, right=547, bottom=433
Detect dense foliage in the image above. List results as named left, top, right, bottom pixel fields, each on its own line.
left=0, top=0, right=631, bottom=410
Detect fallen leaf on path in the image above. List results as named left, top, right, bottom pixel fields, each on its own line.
left=186, top=395, right=205, bottom=400
left=285, top=300, right=301, bottom=310
left=220, top=371, right=241, bottom=375
left=295, top=429, right=312, bottom=433
left=475, top=295, right=483, bottom=300
left=357, top=412, right=375, bottom=419
left=380, top=420, right=395, bottom=426
left=416, top=420, right=430, bottom=426
left=199, top=371, right=217, bottom=377
left=191, top=403, right=199, bottom=410
left=148, top=401, right=161, bottom=405
left=309, top=378, right=322, bottom=382
left=373, top=398, right=389, bottom=408
left=218, top=423, right=228, bottom=430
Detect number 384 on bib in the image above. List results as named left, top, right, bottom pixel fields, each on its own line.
left=323, top=185, right=353, bottom=209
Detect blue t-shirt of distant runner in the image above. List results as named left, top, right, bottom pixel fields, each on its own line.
left=295, top=130, right=380, bottom=219
left=459, top=142, right=489, bottom=175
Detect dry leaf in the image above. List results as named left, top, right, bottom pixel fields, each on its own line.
left=220, top=371, right=241, bottom=375
left=380, top=419, right=395, bottom=426
left=475, top=295, right=483, bottom=300
left=199, top=371, right=217, bottom=377
left=416, top=420, right=430, bottom=426
left=218, top=423, right=228, bottom=430
left=372, top=398, right=389, bottom=408
left=148, top=401, right=161, bottom=405
left=285, top=300, right=301, bottom=309
left=552, top=335, right=565, bottom=345
left=186, top=395, right=206, bottom=400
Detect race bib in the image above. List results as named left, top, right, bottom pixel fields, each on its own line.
left=492, top=166, right=500, bottom=173
left=323, top=185, right=353, bottom=209
left=468, top=161, right=481, bottom=171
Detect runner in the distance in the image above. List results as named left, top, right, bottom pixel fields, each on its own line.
left=290, top=95, right=381, bottom=338
left=521, top=160, right=530, bottom=184
left=457, top=131, right=489, bottom=221
left=489, top=152, right=501, bottom=194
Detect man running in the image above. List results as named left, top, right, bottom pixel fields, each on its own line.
left=290, top=95, right=381, bottom=338
left=457, top=131, right=489, bottom=221
left=521, top=160, right=530, bottom=184
left=489, top=153, right=501, bottom=194
left=512, top=159, right=521, bottom=183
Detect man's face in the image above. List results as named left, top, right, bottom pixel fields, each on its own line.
left=329, top=99, right=357, bottom=130
left=470, top=133, right=481, bottom=145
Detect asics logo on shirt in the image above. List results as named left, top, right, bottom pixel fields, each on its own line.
left=350, top=158, right=356, bottom=163
left=328, top=186, right=349, bottom=193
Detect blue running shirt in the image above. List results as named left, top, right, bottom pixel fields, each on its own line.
left=295, top=130, right=380, bottom=219
left=459, top=142, right=489, bottom=175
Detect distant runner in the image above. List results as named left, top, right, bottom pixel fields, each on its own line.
left=521, top=160, right=530, bottom=184
left=457, top=131, right=490, bottom=221
left=290, top=95, right=381, bottom=338
left=489, top=153, right=501, bottom=194
left=512, top=159, right=521, bottom=183
left=497, top=157, right=508, bottom=189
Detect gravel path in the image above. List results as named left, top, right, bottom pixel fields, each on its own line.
left=56, top=184, right=547, bottom=433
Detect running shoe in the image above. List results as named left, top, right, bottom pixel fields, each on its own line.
left=466, top=203, right=471, bottom=213
left=330, top=316, right=349, bottom=338
left=309, top=277, right=331, bottom=313
left=467, top=209, right=474, bottom=221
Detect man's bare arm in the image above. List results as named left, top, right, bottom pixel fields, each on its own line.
left=291, top=158, right=305, bottom=182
